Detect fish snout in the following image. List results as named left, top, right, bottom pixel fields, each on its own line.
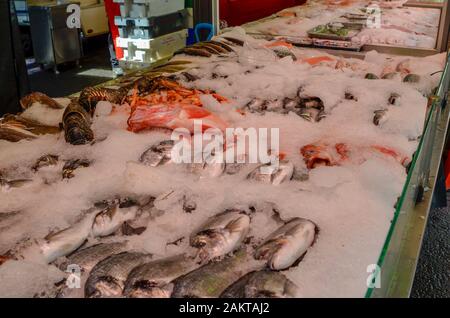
left=88, top=277, right=123, bottom=298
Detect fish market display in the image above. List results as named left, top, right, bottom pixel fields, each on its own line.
left=243, top=0, right=440, bottom=49
left=0, top=27, right=446, bottom=298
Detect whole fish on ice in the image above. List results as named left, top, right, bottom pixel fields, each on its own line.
left=254, top=218, right=318, bottom=270
left=190, top=209, right=251, bottom=262
left=85, top=252, right=153, bottom=298
left=171, top=249, right=264, bottom=298
left=220, top=270, right=299, bottom=298
left=56, top=241, right=129, bottom=298
left=123, top=254, right=199, bottom=298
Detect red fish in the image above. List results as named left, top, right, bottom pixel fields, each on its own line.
left=127, top=103, right=227, bottom=133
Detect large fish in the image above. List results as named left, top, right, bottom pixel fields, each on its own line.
left=123, top=254, right=199, bottom=298
left=38, top=212, right=98, bottom=263
left=171, top=249, right=264, bottom=298
left=63, top=241, right=129, bottom=274
left=140, top=140, right=175, bottom=167
left=57, top=242, right=129, bottom=298
left=247, top=160, right=294, bottom=185
left=254, top=218, right=318, bottom=270
left=190, top=209, right=250, bottom=262
left=85, top=252, right=153, bottom=298
left=220, top=270, right=299, bottom=298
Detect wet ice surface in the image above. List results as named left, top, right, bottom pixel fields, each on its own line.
left=0, top=30, right=446, bottom=297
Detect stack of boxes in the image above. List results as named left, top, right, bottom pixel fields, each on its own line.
left=113, top=0, right=189, bottom=67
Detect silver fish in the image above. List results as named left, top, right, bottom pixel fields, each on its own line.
left=297, top=107, right=326, bottom=122
left=64, top=241, right=129, bottom=273
left=220, top=270, right=299, bottom=298
left=0, top=178, right=33, bottom=191
left=263, top=99, right=284, bottom=112
left=247, top=160, right=294, bottom=186
left=298, top=97, right=324, bottom=110
left=39, top=212, right=98, bottom=263
left=403, top=73, right=420, bottom=83
left=91, top=204, right=138, bottom=237
left=85, top=252, right=153, bottom=298
left=123, top=254, right=199, bottom=298
left=245, top=98, right=265, bottom=113
left=62, top=159, right=91, bottom=179
left=140, top=140, right=174, bottom=167
left=190, top=209, right=250, bottom=262
left=254, top=218, right=317, bottom=270
left=56, top=242, right=129, bottom=298
left=187, top=152, right=225, bottom=179
left=283, top=97, right=300, bottom=112
left=32, top=155, right=59, bottom=172
left=388, top=93, right=401, bottom=105
left=171, top=249, right=264, bottom=298
left=373, top=109, right=388, bottom=126
left=273, top=49, right=297, bottom=61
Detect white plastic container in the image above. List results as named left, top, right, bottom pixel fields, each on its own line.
left=117, top=29, right=187, bottom=63
left=114, top=0, right=184, bottom=18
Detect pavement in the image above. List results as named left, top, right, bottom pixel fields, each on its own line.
left=411, top=203, right=450, bottom=298
left=28, top=36, right=114, bottom=97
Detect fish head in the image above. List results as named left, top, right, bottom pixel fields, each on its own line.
left=89, top=276, right=123, bottom=298
left=251, top=278, right=299, bottom=298
left=127, top=281, right=174, bottom=298
left=272, top=160, right=294, bottom=185
left=191, top=229, right=227, bottom=261
left=254, top=239, right=285, bottom=262
left=300, top=144, right=335, bottom=169
left=140, top=140, right=174, bottom=167
left=91, top=205, right=119, bottom=237
left=192, top=213, right=251, bottom=261
left=93, top=205, right=116, bottom=226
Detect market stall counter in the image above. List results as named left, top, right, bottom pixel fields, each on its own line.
left=0, top=4, right=449, bottom=298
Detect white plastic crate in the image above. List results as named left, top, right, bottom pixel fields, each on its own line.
left=117, top=29, right=187, bottom=63
left=113, top=0, right=184, bottom=18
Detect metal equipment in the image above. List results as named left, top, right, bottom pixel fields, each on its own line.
left=28, top=3, right=83, bottom=73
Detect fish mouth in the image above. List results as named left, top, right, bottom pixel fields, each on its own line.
left=191, top=230, right=224, bottom=248
left=65, top=127, right=91, bottom=145
left=88, top=276, right=123, bottom=298
left=307, top=156, right=333, bottom=169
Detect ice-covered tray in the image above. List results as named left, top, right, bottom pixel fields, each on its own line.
left=307, top=25, right=360, bottom=41
left=280, top=36, right=314, bottom=47
left=312, top=38, right=362, bottom=51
